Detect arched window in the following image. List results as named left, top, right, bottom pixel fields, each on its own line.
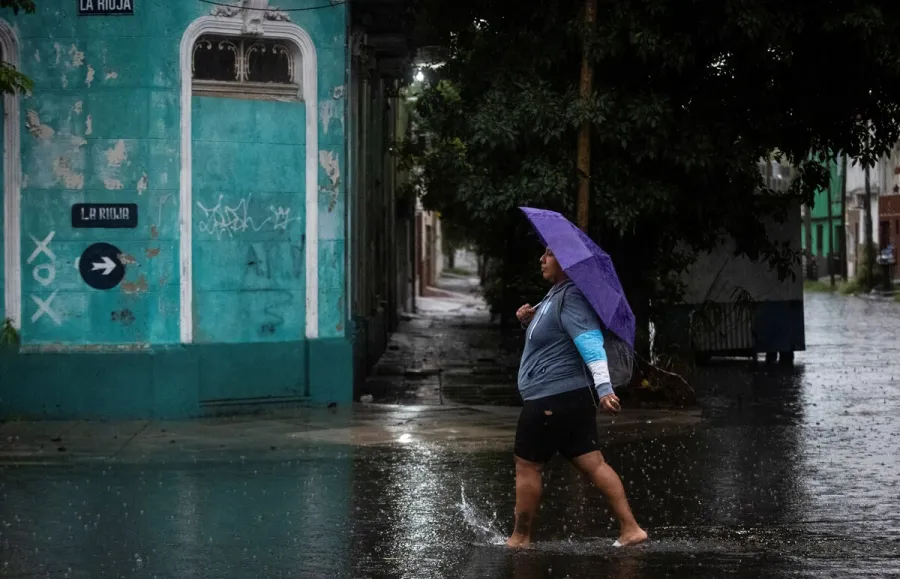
left=192, top=34, right=299, bottom=100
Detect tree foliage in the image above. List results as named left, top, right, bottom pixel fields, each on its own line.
left=408, top=0, right=900, bottom=340
left=1, top=0, right=34, bottom=13
left=0, top=0, right=35, bottom=95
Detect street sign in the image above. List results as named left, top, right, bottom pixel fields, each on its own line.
left=79, top=243, right=126, bottom=290
left=72, top=203, right=138, bottom=228
left=78, top=0, right=134, bottom=16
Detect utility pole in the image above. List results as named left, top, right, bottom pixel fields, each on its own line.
left=840, top=153, right=848, bottom=280
left=864, top=161, right=875, bottom=289
left=827, top=158, right=835, bottom=287
left=803, top=202, right=814, bottom=280
left=575, top=0, right=597, bottom=232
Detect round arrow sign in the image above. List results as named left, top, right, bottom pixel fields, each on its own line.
left=79, top=242, right=126, bottom=290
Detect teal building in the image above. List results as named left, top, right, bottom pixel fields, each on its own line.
left=0, top=0, right=414, bottom=418
left=800, top=157, right=844, bottom=275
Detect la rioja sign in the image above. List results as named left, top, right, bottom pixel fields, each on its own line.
left=78, top=0, right=134, bottom=15
left=72, top=203, right=138, bottom=228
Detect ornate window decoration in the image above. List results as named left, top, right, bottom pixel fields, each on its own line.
left=192, top=35, right=300, bottom=101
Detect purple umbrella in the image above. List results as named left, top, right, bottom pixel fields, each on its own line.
left=520, top=207, right=635, bottom=349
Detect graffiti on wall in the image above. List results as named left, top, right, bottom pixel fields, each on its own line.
left=27, top=231, right=61, bottom=325
left=196, top=194, right=299, bottom=240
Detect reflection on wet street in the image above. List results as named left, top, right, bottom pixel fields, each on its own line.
left=2, top=293, right=900, bottom=578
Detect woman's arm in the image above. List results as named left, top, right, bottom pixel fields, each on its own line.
left=559, top=290, right=614, bottom=399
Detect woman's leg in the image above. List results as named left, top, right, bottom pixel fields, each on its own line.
left=571, top=450, right=647, bottom=546
left=507, top=456, right=543, bottom=548
left=508, top=397, right=555, bottom=547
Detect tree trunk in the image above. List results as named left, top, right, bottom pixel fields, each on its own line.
left=840, top=153, right=848, bottom=280
left=575, top=0, right=597, bottom=232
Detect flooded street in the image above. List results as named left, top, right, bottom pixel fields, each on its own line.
left=2, top=293, right=900, bottom=578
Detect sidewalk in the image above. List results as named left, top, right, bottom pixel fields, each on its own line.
left=363, top=272, right=524, bottom=406
left=0, top=403, right=701, bottom=464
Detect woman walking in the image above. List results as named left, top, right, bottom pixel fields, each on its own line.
left=507, top=246, right=647, bottom=548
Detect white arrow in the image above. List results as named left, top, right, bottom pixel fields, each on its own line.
left=91, top=256, right=117, bottom=276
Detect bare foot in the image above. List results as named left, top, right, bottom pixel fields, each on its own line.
left=506, top=535, right=532, bottom=549
left=613, top=527, right=648, bottom=547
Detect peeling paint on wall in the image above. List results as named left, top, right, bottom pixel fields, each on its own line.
left=68, top=45, right=85, bottom=68
left=73, top=101, right=83, bottom=114
left=137, top=173, right=148, bottom=195
left=71, top=136, right=87, bottom=147
left=106, top=140, right=127, bottom=167
left=117, top=253, right=138, bottom=265
left=26, top=110, right=55, bottom=139
left=53, top=42, right=62, bottom=65
left=145, top=248, right=160, bottom=258
left=103, top=178, right=124, bottom=190
left=97, top=141, right=129, bottom=191
left=319, top=150, right=340, bottom=212
left=52, top=156, right=85, bottom=189
left=85, top=65, right=95, bottom=87
left=121, top=275, right=149, bottom=294
left=321, top=101, right=334, bottom=135
left=33, top=49, right=40, bottom=63
left=321, top=87, right=346, bottom=135
left=105, top=71, right=118, bottom=81
left=85, top=115, right=93, bottom=136
left=319, top=150, right=340, bottom=185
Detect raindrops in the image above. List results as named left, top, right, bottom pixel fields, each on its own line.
left=0, top=293, right=897, bottom=576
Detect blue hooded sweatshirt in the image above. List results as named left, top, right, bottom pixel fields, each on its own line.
left=517, top=280, right=614, bottom=402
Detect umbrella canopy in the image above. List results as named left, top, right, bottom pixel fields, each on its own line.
left=520, top=207, right=636, bottom=349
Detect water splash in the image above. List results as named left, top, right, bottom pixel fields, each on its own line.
left=459, top=484, right=506, bottom=545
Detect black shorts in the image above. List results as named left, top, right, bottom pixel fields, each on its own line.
left=514, top=387, right=601, bottom=464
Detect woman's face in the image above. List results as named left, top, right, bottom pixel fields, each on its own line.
left=540, top=247, right=564, bottom=283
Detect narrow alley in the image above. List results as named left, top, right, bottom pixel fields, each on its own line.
left=362, top=272, right=523, bottom=407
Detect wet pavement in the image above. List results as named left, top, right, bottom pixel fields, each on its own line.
left=2, top=292, right=900, bottom=578
left=363, top=273, right=525, bottom=406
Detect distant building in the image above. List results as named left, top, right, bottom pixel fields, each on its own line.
left=843, top=147, right=900, bottom=280
left=415, top=205, right=444, bottom=296
left=800, top=159, right=843, bottom=278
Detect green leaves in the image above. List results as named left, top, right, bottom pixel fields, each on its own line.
left=0, top=318, right=20, bottom=350
left=1, top=0, right=36, bottom=15
left=0, top=62, right=32, bottom=96
left=406, top=0, right=900, bottom=322
left=0, top=1, right=36, bottom=95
